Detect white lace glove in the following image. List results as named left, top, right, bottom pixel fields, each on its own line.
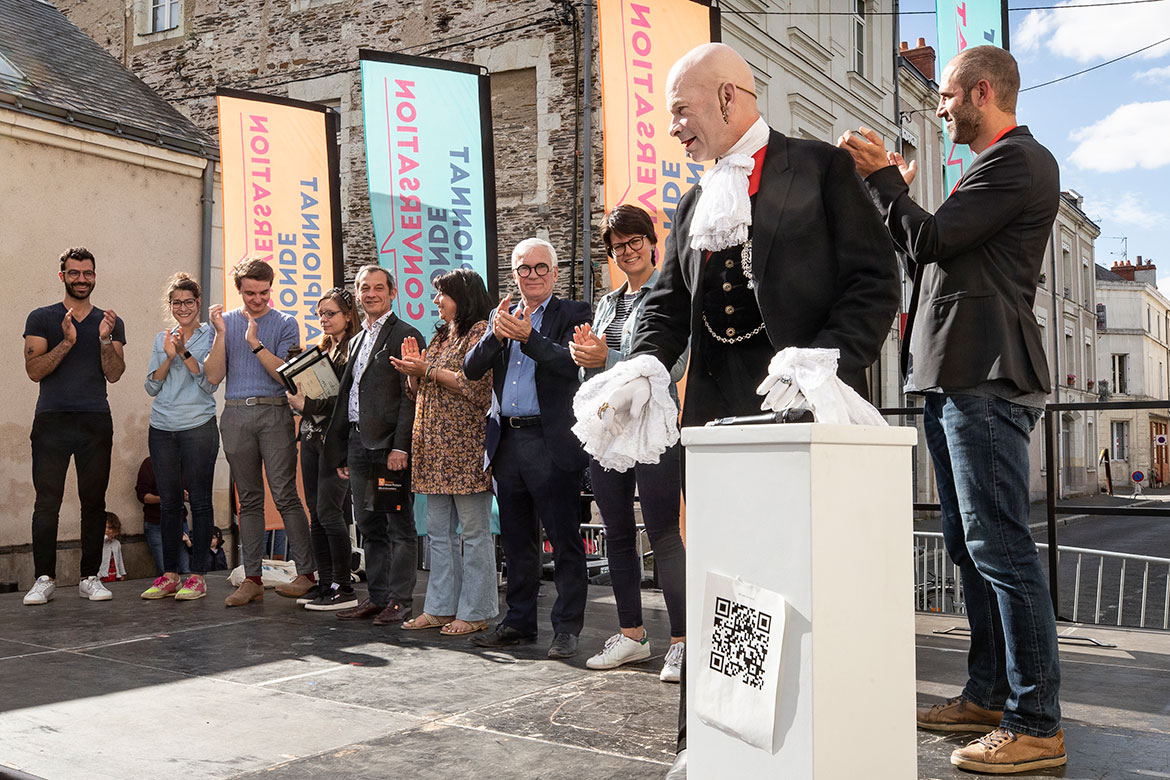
left=757, top=370, right=806, bottom=414
left=755, top=347, right=888, bottom=426
left=599, top=376, right=651, bottom=434
left=572, top=355, right=678, bottom=471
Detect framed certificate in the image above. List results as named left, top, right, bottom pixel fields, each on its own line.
left=277, top=346, right=340, bottom=400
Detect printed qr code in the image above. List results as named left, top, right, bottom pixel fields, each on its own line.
left=708, top=596, right=772, bottom=690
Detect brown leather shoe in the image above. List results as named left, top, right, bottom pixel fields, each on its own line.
left=951, top=728, right=1067, bottom=773
left=373, top=602, right=412, bottom=625
left=917, top=695, right=1003, bottom=733
left=224, top=579, right=263, bottom=607
left=274, top=574, right=316, bottom=599
left=336, top=598, right=383, bottom=620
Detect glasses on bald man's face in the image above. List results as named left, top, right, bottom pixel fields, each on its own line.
left=514, top=263, right=551, bottom=278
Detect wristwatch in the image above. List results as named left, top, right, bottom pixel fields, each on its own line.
left=99, top=336, right=113, bottom=346
left=181, top=350, right=192, bottom=360
left=251, top=342, right=265, bottom=354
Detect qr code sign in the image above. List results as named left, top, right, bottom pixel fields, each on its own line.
left=709, top=596, right=772, bottom=690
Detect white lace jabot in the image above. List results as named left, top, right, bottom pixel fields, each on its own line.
left=689, top=117, right=770, bottom=253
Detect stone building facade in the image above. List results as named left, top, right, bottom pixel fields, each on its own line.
left=58, top=0, right=599, bottom=298
left=1033, top=190, right=1102, bottom=497
left=1095, top=258, right=1170, bottom=490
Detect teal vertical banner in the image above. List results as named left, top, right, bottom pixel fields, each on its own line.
left=934, top=0, right=1009, bottom=195
left=360, top=51, right=498, bottom=338
left=360, top=51, right=499, bottom=536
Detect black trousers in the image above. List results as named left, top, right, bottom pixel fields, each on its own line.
left=300, top=433, right=353, bottom=590
left=493, top=425, right=587, bottom=636
left=31, top=412, right=113, bottom=579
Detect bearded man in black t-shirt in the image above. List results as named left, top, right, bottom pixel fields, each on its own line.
left=22, top=246, right=126, bottom=606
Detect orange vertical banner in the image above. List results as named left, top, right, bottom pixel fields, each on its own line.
left=597, top=0, right=718, bottom=290
left=216, top=90, right=343, bottom=347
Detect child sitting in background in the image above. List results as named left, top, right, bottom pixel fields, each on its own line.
left=100, top=512, right=126, bottom=583
left=209, top=527, right=228, bottom=571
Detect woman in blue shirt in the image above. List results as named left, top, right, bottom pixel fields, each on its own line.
left=570, top=205, right=687, bottom=682
left=141, top=273, right=220, bottom=601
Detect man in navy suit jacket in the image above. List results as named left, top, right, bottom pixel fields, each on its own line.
left=464, top=238, right=591, bottom=659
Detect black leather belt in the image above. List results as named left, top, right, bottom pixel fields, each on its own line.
left=225, top=396, right=288, bottom=407
left=502, top=415, right=541, bottom=429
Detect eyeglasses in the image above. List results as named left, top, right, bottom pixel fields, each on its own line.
left=64, top=270, right=95, bottom=280
left=170, top=299, right=198, bottom=309
left=514, top=263, right=551, bottom=278
left=607, top=235, right=646, bottom=257
left=317, top=308, right=342, bottom=319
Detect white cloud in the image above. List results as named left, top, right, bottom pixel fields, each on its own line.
left=1013, top=2, right=1170, bottom=63
left=1090, top=192, right=1167, bottom=229
left=1069, top=101, right=1170, bottom=172
left=1136, top=65, right=1170, bottom=83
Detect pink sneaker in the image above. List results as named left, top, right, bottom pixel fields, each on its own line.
left=175, top=576, right=207, bottom=601
left=141, top=575, right=180, bottom=600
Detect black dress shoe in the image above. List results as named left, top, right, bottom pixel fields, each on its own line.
left=547, top=632, right=579, bottom=659
left=472, top=624, right=538, bottom=648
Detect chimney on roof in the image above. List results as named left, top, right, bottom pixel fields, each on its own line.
left=1112, top=260, right=1135, bottom=281
left=1064, top=189, right=1084, bottom=209
left=900, top=37, right=936, bottom=82
left=1135, top=256, right=1158, bottom=286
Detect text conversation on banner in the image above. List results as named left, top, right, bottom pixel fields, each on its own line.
left=216, top=91, right=342, bottom=346
left=360, top=52, right=495, bottom=339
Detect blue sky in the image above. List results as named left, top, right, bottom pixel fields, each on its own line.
left=898, top=0, right=1170, bottom=282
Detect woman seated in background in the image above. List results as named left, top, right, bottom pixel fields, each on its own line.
left=570, top=204, right=688, bottom=682
left=392, top=268, right=497, bottom=636
left=141, top=273, right=220, bottom=601
left=288, top=287, right=359, bottom=611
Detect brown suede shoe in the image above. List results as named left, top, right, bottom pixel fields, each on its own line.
left=917, top=695, right=1003, bottom=733
left=224, top=579, right=263, bottom=607
left=373, top=602, right=412, bottom=626
left=274, top=574, right=315, bottom=599
left=336, top=598, right=383, bottom=620
left=951, top=728, right=1067, bottom=773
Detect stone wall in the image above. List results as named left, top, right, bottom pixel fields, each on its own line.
left=57, top=0, right=606, bottom=300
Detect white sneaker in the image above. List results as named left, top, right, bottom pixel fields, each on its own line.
left=660, top=641, right=685, bottom=683
left=79, top=575, right=113, bottom=601
left=23, top=575, right=55, bottom=606
left=586, top=631, right=651, bottom=670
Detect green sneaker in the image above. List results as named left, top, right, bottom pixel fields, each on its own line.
left=141, top=575, right=180, bottom=599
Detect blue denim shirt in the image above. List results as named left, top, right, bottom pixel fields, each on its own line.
left=145, top=323, right=219, bottom=431
left=499, top=296, right=549, bottom=416
left=585, top=269, right=688, bottom=400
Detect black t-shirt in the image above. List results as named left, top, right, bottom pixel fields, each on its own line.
left=24, top=302, right=127, bottom=414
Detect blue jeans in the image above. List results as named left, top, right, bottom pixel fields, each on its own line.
left=923, top=392, right=1062, bottom=737
left=149, top=417, right=219, bottom=575
left=144, top=520, right=190, bottom=576
left=423, top=492, right=499, bottom=622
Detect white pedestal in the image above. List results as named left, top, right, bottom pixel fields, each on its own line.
left=682, top=423, right=919, bottom=779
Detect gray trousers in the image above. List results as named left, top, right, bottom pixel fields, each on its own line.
left=220, top=404, right=314, bottom=577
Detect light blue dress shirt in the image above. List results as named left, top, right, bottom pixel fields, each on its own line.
left=499, top=296, right=550, bottom=417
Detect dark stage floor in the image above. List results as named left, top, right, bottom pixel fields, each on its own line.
left=0, top=577, right=1166, bottom=779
